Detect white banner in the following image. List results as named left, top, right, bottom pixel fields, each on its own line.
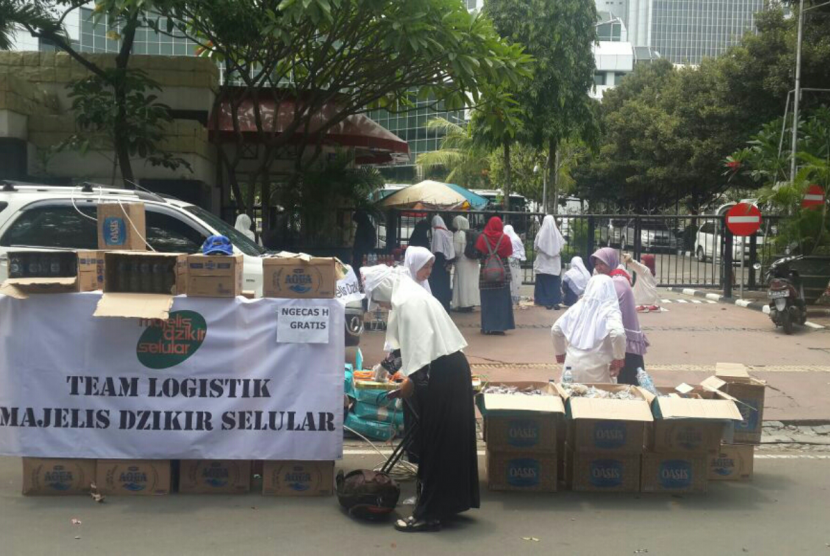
left=0, top=293, right=344, bottom=460
left=335, top=265, right=364, bottom=306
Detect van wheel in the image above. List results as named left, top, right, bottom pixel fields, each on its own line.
left=696, top=247, right=706, bottom=262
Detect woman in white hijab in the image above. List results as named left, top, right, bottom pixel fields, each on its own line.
left=533, top=215, right=565, bottom=310
left=503, top=224, right=525, bottom=306
left=234, top=213, right=256, bottom=242
left=429, top=215, right=455, bottom=312
left=451, top=215, right=480, bottom=311
left=361, top=265, right=478, bottom=533
left=562, top=256, right=590, bottom=307
left=551, top=275, right=627, bottom=383
left=404, top=246, right=434, bottom=293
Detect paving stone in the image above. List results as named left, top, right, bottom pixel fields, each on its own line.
left=812, top=425, right=830, bottom=435
left=764, top=421, right=785, bottom=429
left=789, top=434, right=830, bottom=445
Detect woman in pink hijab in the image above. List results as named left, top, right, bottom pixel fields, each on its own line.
left=589, top=248, right=649, bottom=385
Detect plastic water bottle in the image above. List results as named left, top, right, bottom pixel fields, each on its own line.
left=561, top=367, right=573, bottom=384
left=636, top=368, right=659, bottom=396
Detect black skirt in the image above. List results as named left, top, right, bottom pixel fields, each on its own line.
left=412, top=351, right=480, bottom=521
left=428, top=252, right=452, bottom=312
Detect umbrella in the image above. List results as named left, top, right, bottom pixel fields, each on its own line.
left=378, top=180, right=488, bottom=210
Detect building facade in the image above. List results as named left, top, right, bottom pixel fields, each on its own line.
left=591, top=12, right=660, bottom=101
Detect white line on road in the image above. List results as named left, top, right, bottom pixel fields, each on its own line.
left=661, top=299, right=672, bottom=303
left=691, top=299, right=702, bottom=304
left=806, top=321, right=826, bottom=330
left=343, top=449, right=830, bottom=459
left=705, top=300, right=717, bottom=304
left=676, top=299, right=688, bottom=303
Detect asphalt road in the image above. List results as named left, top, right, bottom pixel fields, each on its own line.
left=0, top=453, right=828, bottom=555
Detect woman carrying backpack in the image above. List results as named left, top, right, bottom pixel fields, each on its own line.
left=533, top=215, right=565, bottom=310
left=451, top=215, right=480, bottom=311
left=474, top=216, right=515, bottom=335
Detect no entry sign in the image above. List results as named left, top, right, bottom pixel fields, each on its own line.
left=802, top=184, right=825, bottom=209
left=726, top=203, right=762, bottom=236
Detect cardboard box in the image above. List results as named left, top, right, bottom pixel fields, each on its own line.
left=708, top=444, right=754, bottom=481
left=701, top=363, right=767, bottom=444
left=186, top=254, right=244, bottom=298
left=96, top=460, right=171, bottom=495
left=263, top=253, right=342, bottom=299
left=553, top=383, right=653, bottom=454
left=22, top=458, right=96, bottom=496
left=570, top=451, right=641, bottom=493
left=641, top=453, right=708, bottom=494
left=0, top=251, right=81, bottom=298
left=478, top=382, right=564, bottom=454
left=77, top=250, right=105, bottom=291
left=649, top=389, right=742, bottom=454
left=94, top=252, right=187, bottom=319
left=97, top=202, right=147, bottom=251
left=179, top=460, right=251, bottom=494
left=262, top=461, right=334, bottom=496
left=485, top=449, right=557, bottom=492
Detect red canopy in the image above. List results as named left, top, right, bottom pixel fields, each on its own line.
left=209, top=94, right=409, bottom=163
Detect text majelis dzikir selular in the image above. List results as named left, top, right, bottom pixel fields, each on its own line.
left=0, top=375, right=335, bottom=432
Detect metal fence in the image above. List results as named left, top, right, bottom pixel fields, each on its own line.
left=372, top=209, right=781, bottom=293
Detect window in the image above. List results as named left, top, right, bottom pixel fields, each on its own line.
left=145, top=211, right=207, bottom=253
left=1, top=205, right=98, bottom=249
left=614, top=72, right=627, bottom=84
left=594, top=73, right=607, bottom=86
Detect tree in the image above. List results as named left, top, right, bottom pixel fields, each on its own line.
left=152, top=0, right=532, bottom=232
left=484, top=0, right=599, bottom=214
left=3, top=0, right=189, bottom=186
left=415, top=118, right=492, bottom=189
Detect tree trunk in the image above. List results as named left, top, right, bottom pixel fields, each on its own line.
left=548, top=140, right=557, bottom=215
left=502, top=138, right=511, bottom=219
left=113, top=14, right=140, bottom=188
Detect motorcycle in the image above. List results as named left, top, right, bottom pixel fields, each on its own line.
left=765, top=255, right=808, bottom=335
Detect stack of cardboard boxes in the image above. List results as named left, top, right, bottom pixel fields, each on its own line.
left=479, top=382, right=565, bottom=493
left=703, top=363, right=766, bottom=482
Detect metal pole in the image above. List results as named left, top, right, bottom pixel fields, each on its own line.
left=790, top=0, right=805, bottom=184
left=542, top=155, right=548, bottom=214
left=778, top=91, right=791, bottom=159
left=740, top=239, right=745, bottom=299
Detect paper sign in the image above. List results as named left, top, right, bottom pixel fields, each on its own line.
left=277, top=306, right=331, bottom=344
left=335, top=265, right=364, bottom=306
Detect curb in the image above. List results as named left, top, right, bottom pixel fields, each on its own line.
left=665, top=287, right=827, bottom=329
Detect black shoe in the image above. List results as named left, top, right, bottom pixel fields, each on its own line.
left=395, top=516, right=441, bottom=533
left=553, top=304, right=561, bottom=310
left=546, top=305, right=554, bottom=310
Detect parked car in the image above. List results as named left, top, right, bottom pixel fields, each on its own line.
left=597, top=218, right=679, bottom=253
left=0, top=182, right=363, bottom=345
left=694, top=221, right=766, bottom=263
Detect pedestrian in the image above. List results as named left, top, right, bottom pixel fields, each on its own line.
left=408, top=219, right=431, bottom=249
left=533, top=215, right=565, bottom=310
left=360, top=265, right=479, bottom=533
left=234, top=213, right=256, bottom=242
left=451, top=215, right=480, bottom=312
left=429, top=215, right=455, bottom=312
left=503, top=224, right=526, bottom=306
left=475, top=216, right=515, bottom=335
left=351, top=209, right=376, bottom=270
left=590, top=247, right=650, bottom=386
left=404, top=246, right=434, bottom=293
left=551, top=275, right=627, bottom=383
left=562, top=256, right=590, bottom=307
left=623, top=253, right=660, bottom=312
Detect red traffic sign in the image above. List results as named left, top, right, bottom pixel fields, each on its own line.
left=802, top=184, right=825, bottom=209
left=726, top=203, right=762, bottom=236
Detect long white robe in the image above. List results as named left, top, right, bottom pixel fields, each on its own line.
left=627, top=258, right=660, bottom=306
left=452, top=216, right=480, bottom=309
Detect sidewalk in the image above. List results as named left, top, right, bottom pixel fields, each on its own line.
left=357, top=289, right=830, bottom=422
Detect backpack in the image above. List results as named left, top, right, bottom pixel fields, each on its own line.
left=481, top=235, right=506, bottom=283
left=336, top=469, right=401, bottom=521
left=464, top=230, right=481, bottom=260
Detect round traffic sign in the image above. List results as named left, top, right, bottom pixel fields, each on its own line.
left=802, top=184, right=825, bottom=209
left=726, top=203, right=761, bottom=236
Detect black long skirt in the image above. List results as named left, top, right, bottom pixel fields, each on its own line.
left=412, top=351, right=480, bottom=521
left=534, top=273, right=562, bottom=306
left=428, top=253, right=452, bottom=312
left=480, top=286, right=515, bottom=333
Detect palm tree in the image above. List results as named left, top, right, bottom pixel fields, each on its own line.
left=415, top=117, right=491, bottom=187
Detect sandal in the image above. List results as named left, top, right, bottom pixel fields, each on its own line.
left=394, top=516, right=441, bottom=533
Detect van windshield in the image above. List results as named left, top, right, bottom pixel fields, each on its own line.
left=183, top=206, right=267, bottom=257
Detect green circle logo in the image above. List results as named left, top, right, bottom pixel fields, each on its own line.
left=136, top=311, right=207, bottom=369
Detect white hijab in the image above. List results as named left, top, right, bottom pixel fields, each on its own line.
left=431, top=215, right=455, bottom=259
left=535, top=215, right=564, bottom=257
left=553, top=275, right=621, bottom=351
left=564, top=256, right=590, bottom=294
left=235, top=214, right=255, bottom=242
left=361, top=265, right=467, bottom=376
left=404, top=246, right=434, bottom=293
left=503, top=225, right=526, bottom=261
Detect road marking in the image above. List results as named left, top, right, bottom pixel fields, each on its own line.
left=661, top=299, right=673, bottom=303
left=691, top=299, right=702, bottom=304
left=736, top=299, right=753, bottom=307
left=806, top=321, right=826, bottom=330
left=705, top=300, right=717, bottom=304
left=676, top=299, right=688, bottom=303
left=343, top=449, right=830, bottom=459
left=706, top=293, right=723, bottom=301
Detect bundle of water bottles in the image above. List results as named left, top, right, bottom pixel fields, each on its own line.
left=560, top=367, right=660, bottom=397
left=343, top=353, right=405, bottom=443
